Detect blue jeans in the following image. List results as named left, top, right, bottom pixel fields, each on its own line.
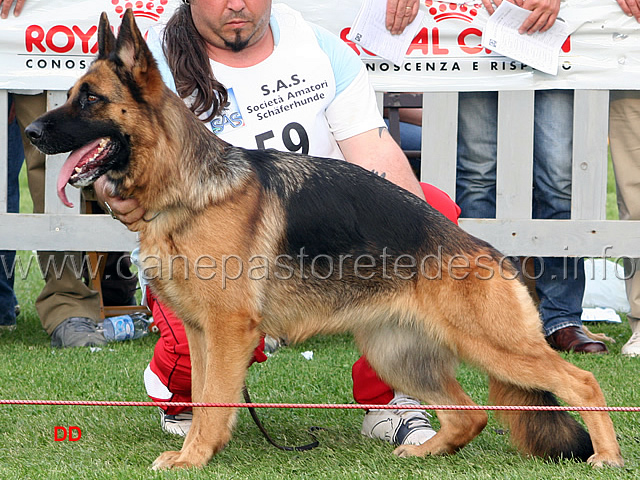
left=0, top=94, right=25, bottom=326
left=456, top=90, right=584, bottom=336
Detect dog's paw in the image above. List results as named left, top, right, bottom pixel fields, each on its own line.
left=587, top=452, right=624, bottom=468
left=393, top=438, right=454, bottom=458
left=393, top=444, right=423, bottom=458
left=151, top=451, right=183, bottom=470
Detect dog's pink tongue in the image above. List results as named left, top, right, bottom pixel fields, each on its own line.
left=57, top=139, right=102, bottom=208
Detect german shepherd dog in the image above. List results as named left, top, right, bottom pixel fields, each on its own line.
left=26, top=9, right=623, bottom=470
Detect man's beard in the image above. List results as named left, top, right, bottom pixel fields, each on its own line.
left=224, top=31, right=250, bottom=52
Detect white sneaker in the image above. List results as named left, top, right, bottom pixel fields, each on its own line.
left=159, top=409, right=192, bottom=436
left=361, top=395, right=436, bottom=445
left=621, top=332, right=640, bottom=357
left=264, top=335, right=284, bottom=353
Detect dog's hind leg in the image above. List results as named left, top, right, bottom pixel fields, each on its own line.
left=482, top=351, right=623, bottom=466
left=451, top=279, right=623, bottom=467
left=152, top=308, right=262, bottom=470
left=355, top=323, right=488, bottom=458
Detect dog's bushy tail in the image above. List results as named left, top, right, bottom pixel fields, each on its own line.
left=489, top=377, right=593, bottom=461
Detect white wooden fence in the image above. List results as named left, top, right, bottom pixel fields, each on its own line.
left=413, top=89, right=640, bottom=258
left=0, top=90, right=136, bottom=252
left=1, top=87, right=639, bottom=258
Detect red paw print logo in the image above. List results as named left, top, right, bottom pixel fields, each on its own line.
left=424, top=1, right=482, bottom=23
left=112, top=0, right=169, bottom=20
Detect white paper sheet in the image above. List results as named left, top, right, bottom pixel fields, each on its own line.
left=481, top=2, right=571, bottom=75
left=347, top=0, right=425, bottom=66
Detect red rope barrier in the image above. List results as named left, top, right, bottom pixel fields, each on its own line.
left=1, top=399, right=639, bottom=412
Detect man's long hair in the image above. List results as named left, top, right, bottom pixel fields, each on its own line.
left=162, top=3, right=228, bottom=122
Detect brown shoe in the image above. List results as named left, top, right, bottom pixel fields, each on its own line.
left=546, top=326, right=608, bottom=354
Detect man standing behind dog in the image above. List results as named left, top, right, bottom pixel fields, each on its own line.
left=97, top=0, right=458, bottom=446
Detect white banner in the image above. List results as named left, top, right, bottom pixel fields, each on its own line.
left=0, top=0, right=639, bottom=92
left=0, top=0, right=182, bottom=90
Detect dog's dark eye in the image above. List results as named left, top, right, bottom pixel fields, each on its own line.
left=87, top=94, right=99, bottom=104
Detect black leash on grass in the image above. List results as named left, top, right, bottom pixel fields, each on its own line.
left=242, top=385, right=324, bottom=452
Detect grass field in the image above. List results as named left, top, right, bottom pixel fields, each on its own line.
left=0, top=162, right=637, bottom=479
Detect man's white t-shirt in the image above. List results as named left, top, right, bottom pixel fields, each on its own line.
left=148, top=3, right=385, bottom=160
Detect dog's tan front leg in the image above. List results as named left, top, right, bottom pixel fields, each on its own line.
left=152, top=310, right=261, bottom=470
left=151, top=323, right=207, bottom=470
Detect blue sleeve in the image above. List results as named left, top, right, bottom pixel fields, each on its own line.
left=311, top=23, right=363, bottom=97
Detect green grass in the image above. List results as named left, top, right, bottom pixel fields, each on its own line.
left=0, top=160, right=637, bottom=479
left=1, top=313, right=639, bottom=479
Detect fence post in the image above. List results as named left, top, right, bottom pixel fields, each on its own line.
left=420, top=92, right=458, bottom=199
left=571, top=90, right=609, bottom=221
left=496, top=90, right=534, bottom=220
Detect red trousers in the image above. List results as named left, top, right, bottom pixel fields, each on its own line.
left=144, top=183, right=460, bottom=414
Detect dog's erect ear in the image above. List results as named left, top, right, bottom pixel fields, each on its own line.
left=113, top=8, right=155, bottom=75
left=98, top=12, right=116, bottom=59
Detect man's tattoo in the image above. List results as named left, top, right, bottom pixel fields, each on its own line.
left=372, top=128, right=388, bottom=178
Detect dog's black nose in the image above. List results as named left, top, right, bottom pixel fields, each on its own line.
left=25, top=122, right=43, bottom=142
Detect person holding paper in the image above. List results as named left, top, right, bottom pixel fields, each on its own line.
left=385, top=0, right=420, bottom=35
left=457, top=1, right=607, bottom=353
left=481, top=0, right=560, bottom=34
